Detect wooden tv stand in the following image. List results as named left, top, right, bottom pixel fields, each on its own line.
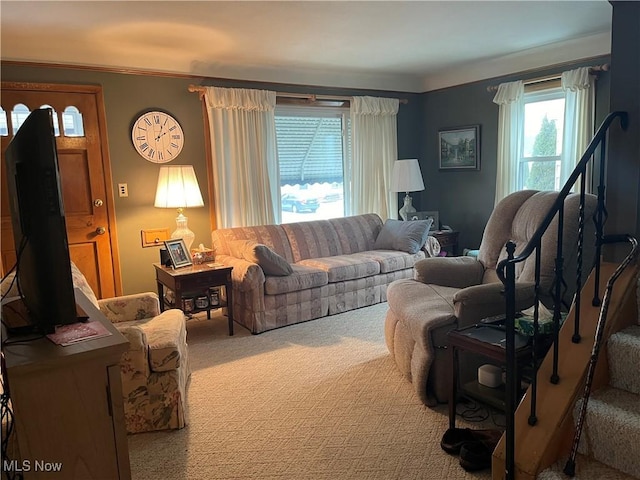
left=1, top=290, right=131, bottom=479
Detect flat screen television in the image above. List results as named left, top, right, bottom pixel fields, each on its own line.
left=4, top=108, right=78, bottom=334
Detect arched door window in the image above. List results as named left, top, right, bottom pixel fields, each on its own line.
left=11, top=104, right=31, bottom=134
left=62, top=106, right=84, bottom=137
left=0, top=107, right=8, bottom=136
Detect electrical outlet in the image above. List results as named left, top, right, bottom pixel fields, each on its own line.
left=118, top=183, right=128, bottom=197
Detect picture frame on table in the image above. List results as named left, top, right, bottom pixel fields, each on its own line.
left=438, top=125, right=480, bottom=171
left=410, top=211, right=439, bottom=231
left=164, top=238, right=192, bottom=269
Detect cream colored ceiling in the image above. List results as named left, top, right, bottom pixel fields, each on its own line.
left=0, top=1, right=612, bottom=92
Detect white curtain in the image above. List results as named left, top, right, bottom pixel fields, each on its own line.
left=493, top=81, right=524, bottom=204
left=350, top=96, right=400, bottom=219
left=560, top=67, right=595, bottom=189
left=204, top=87, right=279, bottom=228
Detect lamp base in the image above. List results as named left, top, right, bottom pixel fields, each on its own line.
left=172, top=212, right=195, bottom=252
left=399, top=193, right=417, bottom=221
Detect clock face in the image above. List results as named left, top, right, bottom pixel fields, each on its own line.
left=131, top=111, right=184, bottom=163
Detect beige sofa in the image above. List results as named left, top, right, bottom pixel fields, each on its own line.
left=212, top=213, right=432, bottom=334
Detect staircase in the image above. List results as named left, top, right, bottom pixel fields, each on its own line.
left=538, top=276, right=640, bottom=479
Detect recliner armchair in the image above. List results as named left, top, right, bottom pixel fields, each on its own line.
left=384, top=190, right=597, bottom=406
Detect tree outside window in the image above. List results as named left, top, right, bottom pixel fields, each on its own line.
left=519, top=88, right=564, bottom=191
left=524, top=116, right=558, bottom=190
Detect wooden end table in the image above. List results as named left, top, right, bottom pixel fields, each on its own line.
left=447, top=324, right=533, bottom=429
left=430, top=230, right=459, bottom=256
left=154, top=263, right=234, bottom=335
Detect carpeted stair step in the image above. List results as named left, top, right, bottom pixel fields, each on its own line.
left=573, top=386, right=640, bottom=478
left=608, top=325, right=640, bottom=395
left=537, top=453, right=638, bottom=480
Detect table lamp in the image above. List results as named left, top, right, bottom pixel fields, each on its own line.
left=154, top=165, right=204, bottom=252
left=391, top=159, right=425, bottom=220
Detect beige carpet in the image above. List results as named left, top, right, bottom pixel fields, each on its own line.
left=128, top=303, right=499, bottom=479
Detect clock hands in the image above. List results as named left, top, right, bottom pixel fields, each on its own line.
left=154, top=124, right=165, bottom=142
left=155, top=130, right=168, bottom=141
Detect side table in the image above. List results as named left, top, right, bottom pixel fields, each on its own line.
left=447, top=324, right=532, bottom=429
left=430, top=230, right=459, bottom=256
left=154, top=263, right=234, bottom=335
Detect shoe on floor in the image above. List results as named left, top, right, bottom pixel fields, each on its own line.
left=440, top=427, right=503, bottom=454
left=459, top=440, right=495, bottom=471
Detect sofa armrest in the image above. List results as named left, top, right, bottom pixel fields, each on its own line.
left=414, top=256, right=484, bottom=288
left=98, top=293, right=160, bottom=324
left=453, top=281, right=536, bottom=329
left=115, top=324, right=151, bottom=380
left=138, top=309, right=187, bottom=372
left=216, top=254, right=265, bottom=292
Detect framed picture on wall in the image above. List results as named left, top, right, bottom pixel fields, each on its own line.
left=438, top=125, right=480, bottom=171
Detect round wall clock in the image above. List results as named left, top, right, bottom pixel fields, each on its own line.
left=131, top=110, right=184, bottom=163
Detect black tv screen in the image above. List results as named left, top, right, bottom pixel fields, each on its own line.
left=4, top=108, right=78, bottom=334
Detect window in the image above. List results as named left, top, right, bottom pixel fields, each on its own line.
left=4, top=104, right=85, bottom=138
left=275, top=106, right=351, bottom=223
left=10, top=103, right=33, bottom=134
left=0, top=107, right=7, bottom=136
left=62, top=106, right=85, bottom=137
left=519, top=86, right=565, bottom=191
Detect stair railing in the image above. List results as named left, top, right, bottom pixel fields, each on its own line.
left=563, top=234, right=638, bottom=476
left=496, top=111, right=629, bottom=480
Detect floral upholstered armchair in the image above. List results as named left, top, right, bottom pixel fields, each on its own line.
left=97, top=290, right=190, bottom=434
left=73, top=263, right=190, bottom=433
left=2, top=263, right=191, bottom=434
left=71, top=263, right=191, bottom=433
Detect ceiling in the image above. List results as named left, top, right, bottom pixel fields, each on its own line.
left=0, top=1, right=612, bottom=93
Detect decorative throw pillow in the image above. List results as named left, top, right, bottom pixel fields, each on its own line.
left=374, top=218, right=433, bottom=254
left=227, top=240, right=293, bottom=276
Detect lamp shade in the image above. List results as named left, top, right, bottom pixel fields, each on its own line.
left=390, top=159, right=425, bottom=193
left=154, top=165, right=204, bottom=209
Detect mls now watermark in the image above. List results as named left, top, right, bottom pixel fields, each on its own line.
left=3, top=459, right=63, bottom=473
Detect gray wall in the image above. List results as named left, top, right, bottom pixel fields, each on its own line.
left=0, top=64, right=421, bottom=294
left=418, top=56, right=612, bottom=252
left=6, top=6, right=638, bottom=295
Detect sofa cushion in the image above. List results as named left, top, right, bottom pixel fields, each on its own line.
left=374, top=219, right=433, bottom=254
left=281, top=220, right=343, bottom=262
left=328, top=214, right=384, bottom=254
left=358, top=249, right=425, bottom=273
left=297, top=253, right=381, bottom=282
left=212, top=224, right=295, bottom=262
left=228, top=240, right=293, bottom=276
left=264, top=264, right=328, bottom=295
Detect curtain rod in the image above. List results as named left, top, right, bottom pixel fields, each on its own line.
left=485, top=63, right=609, bottom=93
left=188, top=85, right=408, bottom=104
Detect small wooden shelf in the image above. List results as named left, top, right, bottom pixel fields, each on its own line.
left=461, top=380, right=507, bottom=411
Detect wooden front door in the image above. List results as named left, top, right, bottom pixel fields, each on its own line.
left=1, top=83, right=121, bottom=298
